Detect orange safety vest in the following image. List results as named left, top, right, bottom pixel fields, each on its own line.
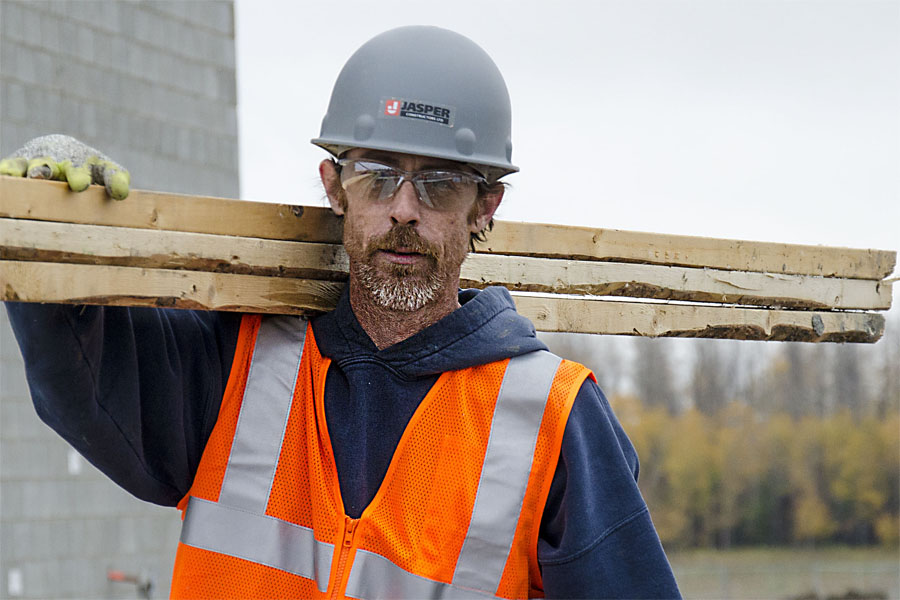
left=171, top=314, right=592, bottom=599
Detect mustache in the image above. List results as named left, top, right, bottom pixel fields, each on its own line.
left=367, top=225, right=439, bottom=259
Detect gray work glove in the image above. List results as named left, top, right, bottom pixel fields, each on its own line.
left=0, top=134, right=130, bottom=200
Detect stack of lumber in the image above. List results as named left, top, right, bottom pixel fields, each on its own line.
left=0, top=176, right=894, bottom=342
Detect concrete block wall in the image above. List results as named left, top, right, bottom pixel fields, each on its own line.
left=0, top=0, right=239, bottom=196
left=0, top=1, right=238, bottom=597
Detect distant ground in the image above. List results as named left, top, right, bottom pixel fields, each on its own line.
left=669, top=547, right=900, bottom=600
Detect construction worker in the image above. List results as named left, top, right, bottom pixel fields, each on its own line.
left=3, top=26, right=680, bottom=598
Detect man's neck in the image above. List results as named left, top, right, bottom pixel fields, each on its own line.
left=348, top=280, right=461, bottom=350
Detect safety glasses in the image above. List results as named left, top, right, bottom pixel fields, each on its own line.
left=337, top=158, right=485, bottom=211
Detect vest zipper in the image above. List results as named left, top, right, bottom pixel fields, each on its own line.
left=330, top=516, right=358, bottom=599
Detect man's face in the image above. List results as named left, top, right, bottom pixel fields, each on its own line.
left=321, top=149, right=500, bottom=312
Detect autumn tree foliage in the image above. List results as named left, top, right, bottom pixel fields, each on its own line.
left=614, top=395, right=899, bottom=549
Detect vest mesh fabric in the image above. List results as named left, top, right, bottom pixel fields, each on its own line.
left=171, top=546, right=318, bottom=599
left=355, top=360, right=508, bottom=583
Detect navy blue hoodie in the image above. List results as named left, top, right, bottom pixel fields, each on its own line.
left=6, top=287, right=680, bottom=598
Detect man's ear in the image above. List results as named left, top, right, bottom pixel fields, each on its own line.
left=320, top=159, right=346, bottom=216
left=469, top=187, right=504, bottom=233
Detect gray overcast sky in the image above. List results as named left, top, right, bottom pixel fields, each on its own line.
left=235, top=0, right=898, bottom=284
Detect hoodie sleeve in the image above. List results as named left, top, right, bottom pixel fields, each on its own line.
left=4, top=302, right=241, bottom=506
left=538, top=379, right=682, bottom=599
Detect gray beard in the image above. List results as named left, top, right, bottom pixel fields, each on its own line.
left=354, top=262, right=443, bottom=312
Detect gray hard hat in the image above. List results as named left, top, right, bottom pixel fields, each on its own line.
left=311, top=26, right=517, bottom=182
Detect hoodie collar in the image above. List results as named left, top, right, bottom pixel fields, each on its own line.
left=311, top=286, right=547, bottom=379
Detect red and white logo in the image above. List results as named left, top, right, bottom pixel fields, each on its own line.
left=384, top=99, right=400, bottom=116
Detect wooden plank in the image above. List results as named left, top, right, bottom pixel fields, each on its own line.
left=2, top=218, right=891, bottom=310
left=0, top=261, right=341, bottom=315
left=0, top=218, right=349, bottom=281
left=480, top=220, right=896, bottom=280
left=461, top=253, right=892, bottom=311
left=0, top=175, right=342, bottom=243
left=2, top=176, right=894, bottom=279
left=512, top=295, right=885, bottom=343
left=0, top=261, right=884, bottom=342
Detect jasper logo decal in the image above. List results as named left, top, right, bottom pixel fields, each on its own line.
left=382, top=98, right=454, bottom=126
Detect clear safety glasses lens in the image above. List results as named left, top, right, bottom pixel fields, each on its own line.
left=338, top=159, right=483, bottom=210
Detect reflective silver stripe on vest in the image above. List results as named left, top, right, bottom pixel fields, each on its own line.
left=452, top=350, right=562, bottom=594
left=181, top=496, right=333, bottom=592
left=345, top=549, right=495, bottom=600
left=218, top=315, right=306, bottom=514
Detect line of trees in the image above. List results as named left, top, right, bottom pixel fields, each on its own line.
left=614, top=399, right=898, bottom=548
left=541, top=313, right=900, bottom=548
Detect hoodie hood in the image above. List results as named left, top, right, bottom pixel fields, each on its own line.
left=311, top=286, right=547, bottom=379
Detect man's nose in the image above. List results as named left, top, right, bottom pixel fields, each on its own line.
left=389, top=180, right=421, bottom=225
